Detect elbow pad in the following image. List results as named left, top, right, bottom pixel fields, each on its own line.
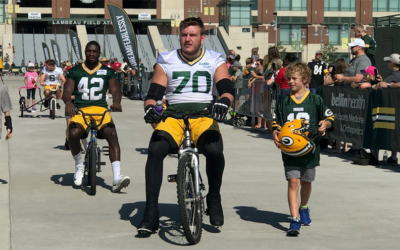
left=145, top=83, right=166, bottom=101
left=5, top=116, right=12, bottom=133
left=216, top=78, right=235, bottom=97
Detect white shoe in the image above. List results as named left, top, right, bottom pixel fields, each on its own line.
left=112, top=175, right=130, bottom=193
left=74, top=165, right=84, bottom=186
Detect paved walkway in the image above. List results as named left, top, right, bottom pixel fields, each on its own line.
left=0, top=77, right=399, bottom=250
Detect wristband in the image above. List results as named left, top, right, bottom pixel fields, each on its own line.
left=218, top=97, right=231, bottom=107
left=5, top=116, right=12, bottom=133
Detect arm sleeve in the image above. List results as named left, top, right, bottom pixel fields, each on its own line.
left=272, top=101, right=284, bottom=131
left=1, top=87, right=13, bottom=113
left=108, top=68, right=117, bottom=80
left=66, top=67, right=76, bottom=81
left=318, top=96, right=334, bottom=124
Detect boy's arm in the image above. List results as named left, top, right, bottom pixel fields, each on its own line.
left=318, top=98, right=335, bottom=135
left=40, top=74, right=45, bottom=86
left=272, top=102, right=284, bottom=148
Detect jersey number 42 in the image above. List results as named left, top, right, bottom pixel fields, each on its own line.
left=78, top=77, right=104, bottom=101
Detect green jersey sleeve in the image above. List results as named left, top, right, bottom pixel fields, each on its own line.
left=107, top=67, right=117, bottom=81
left=317, top=95, right=335, bottom=124
left=66, top=67, right=77, bottom=82
left=273, top=100, right=284, bottom=131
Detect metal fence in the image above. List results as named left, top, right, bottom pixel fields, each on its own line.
left=117, top=71, right=152, bottom=99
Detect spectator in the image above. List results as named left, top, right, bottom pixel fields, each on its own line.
left=264, top=58, right=283, bottom=133
left=112, top=57, right=122, bottom=72
left=138, top=58, right=146, bottom=78
left=323, top=58, right=348, bottom=86
left=251, top=47, right=259, bottom=64
left=0, top=81, right=13, bottom=140
left=40, top=61, right=43, bottom=68
left=21, top=60, right=25, bottom=67
left=248, top=59, right=266, bottom=130
left=100, top=57, right=110, bottom=67
left=263, top=46, right=281, bottom=71
left=121, top=59, right=128, bottom=73
left=24, top=63, right=38, bottom=113
left=335, top=39, right=371, bottom=87
left=4, top=61, right=10, bottom=69
left=355, top=24, right=376, bottom=66
left=226, top=56, right=232, bottom=69
left=8, top=43, right=11, bottom=48
left=13, top=46, right=15, bottom=58
left=307, top=50, right=327, bottom=93
left=11, top=62, right=15, bottom=68
left=228, top=54, right=238, bottom=76
left=276, top=53, right=297, bottom=100
left=231, top=61, right=243, bottom=116
left=242, top=57, right=255, bottom=77
left=357, top=66, right=379, bottom=89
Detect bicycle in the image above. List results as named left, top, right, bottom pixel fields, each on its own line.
left=18, top=84, right=60, bottom=119
left=75, top=108, right=110, bottom=196
left=161, top=110, right=211, bottom=245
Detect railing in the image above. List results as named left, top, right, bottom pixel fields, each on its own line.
left=209, top=35, right=218, bottom=52
left=136, top=29, right=152, bottom=70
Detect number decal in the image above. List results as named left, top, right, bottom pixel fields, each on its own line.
left=49, top=74, right=55, bottom=82
left=193, top=71, right=212, bottom=93
left=78, top=77, right=104, bottom=101
left=287, top=112, right=310, bottom=122
left=313, top=65, right=322, bottom=75
left=173, top=71, right=191, bottom=94
left=173, top=71, right=212, bottom=94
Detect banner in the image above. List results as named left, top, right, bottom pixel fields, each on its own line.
left=107, top=4, right=139, bottom=70
left=50, top=39, right=61, bottom=67
left=42, top=42, right=50, bottom=62
left=68, top=29, right=83, bottom=62
left=320, top=86, right=371, bottom=145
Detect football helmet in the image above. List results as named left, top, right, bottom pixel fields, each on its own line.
left=278, top=119, right=319, bottom=157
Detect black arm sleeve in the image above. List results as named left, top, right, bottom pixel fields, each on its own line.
left=145, top=83, right=166, bottom=101
left=216, top=78, right=235, bottom=97
left=5, top=116, right=12, bottom=133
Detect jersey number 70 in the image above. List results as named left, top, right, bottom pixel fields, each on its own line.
left=173, top=71, right=212, bottom=94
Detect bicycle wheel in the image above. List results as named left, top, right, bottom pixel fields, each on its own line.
left=177, top=155, right=202, bottom=245
left=88, top=145, right=97, bottom=195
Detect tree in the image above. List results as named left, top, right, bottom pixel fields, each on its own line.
left=277, top=42, right=287, bottom=54
left=321, top=44, right=338, bottom=66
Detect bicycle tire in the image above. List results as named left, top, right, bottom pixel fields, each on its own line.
left=177, top=154, right=202, bottom=245
left=88, top=145, right=97, bottom=195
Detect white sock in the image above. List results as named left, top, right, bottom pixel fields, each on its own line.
left=73, top=153, right=83, bottom=167
left=111, top=161, right=121, bottom=184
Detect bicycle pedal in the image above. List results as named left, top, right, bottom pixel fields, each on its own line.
left=100, top=162, right=106, bottom=166
left=167, top=174, right=177, bottom=182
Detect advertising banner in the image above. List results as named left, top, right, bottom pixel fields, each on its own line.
left=68, top=29, right=83, bottom=61
left=50, top=39, right=61, bottom=66
left=42, top=42, right=50, bottom=62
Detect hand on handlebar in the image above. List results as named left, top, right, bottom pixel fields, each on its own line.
left=65, top=102, right=76, bottom=117
left=110, top=103, right=122, bottom=112
left=144, top=105, right=161, bottom=124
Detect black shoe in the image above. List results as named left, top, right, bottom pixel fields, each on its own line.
left=44, top=99, right=49, bottom=108
left=56, top=103, right=61, bottom=109
left=137, top=209, right=159, bottom=234
left=388, top=156, right=398, bottom=164
left=206, top=195, right=224, bottom=227
left=65, top=139, right=70, bottom=150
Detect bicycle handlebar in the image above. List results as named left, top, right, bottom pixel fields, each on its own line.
left=18, top=86, right=40, bottom=91
left=75, top=109, right=112, bottom=129
left=157, top=108, right=212, bottom=124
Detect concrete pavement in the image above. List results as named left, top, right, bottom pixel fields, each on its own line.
left=1, top=77, right=400, bottom=250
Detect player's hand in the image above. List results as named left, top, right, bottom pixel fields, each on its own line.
left=65, top=102, right=76, bottom=118
left=111, top=103, right=122, bottom=112
left=318, top=120, right=327, bottom=136
left=144, top=105, right=161, bottom=124
left=212, top=97, right=230, bottom=122
left=273, top=130, right=281, bottom=148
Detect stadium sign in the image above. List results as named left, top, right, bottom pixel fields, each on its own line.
left=52, top=20, right=112, bottom=25
left=80, top=0, right=96, bottom=3
left=138, top=13, right=151, bottom=20
left=28, top=12, right=41, bottom=20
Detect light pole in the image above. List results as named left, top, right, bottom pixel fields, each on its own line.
left=290, top=31, right=306, bottom=58
left=341, top=23, right=356, bottom=61
left=187, top=6, right=199, bottom=18
left=313, top=26, right=329, bottom=50
left=203, top=0, right=211, bottom=35
left=170, top=13, right=180, bottom=36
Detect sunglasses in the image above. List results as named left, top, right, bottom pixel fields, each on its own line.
left=351, top=46, right=358, bottom=49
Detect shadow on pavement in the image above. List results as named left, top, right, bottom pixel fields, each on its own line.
left=234, top=206, right=289, bottom=232
left=50, top=173, right=113, bottom=194
left=375, top=164, right=400, bottom=173
left=0, top=179, right=8, bottom=184
left=53, top=145, right=67, bottom=150
left=120, top=202, right=204, bottom=246
left=135, top=148, right=148, bottom=155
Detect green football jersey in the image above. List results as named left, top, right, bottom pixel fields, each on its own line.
left=273, top=91, right=335, bottom=168
left=66, top=63, right=116, bottom=109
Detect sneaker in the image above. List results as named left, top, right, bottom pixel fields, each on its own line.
left=74, top=165, right=84, bottom=186
left=287, top=218, right=301, bottom=236
left=64, top=138, right=70, bottom=150
left=206, top=195, right=224, bottom=227
left=32, top=106, right=37, bottom=113
left=387, top=156, right=398, bottom=165
left=112, top=175, right=130, bottom=193
left=56, top=103, right=61, bottom=109
left=299, top=207, right=312, bottom=225
left=137, top=209, right=159, bottom=234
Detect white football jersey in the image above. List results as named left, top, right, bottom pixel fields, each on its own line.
left=157, top=49, right=225, bottom=105
left=42, top=66, right=63, bottom=85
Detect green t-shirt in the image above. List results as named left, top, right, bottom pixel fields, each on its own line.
left=66, top=63, right=117, bottom=109
left=273, top=91, right=335, bottom=168
left=362, top=34, right=376, bottom=55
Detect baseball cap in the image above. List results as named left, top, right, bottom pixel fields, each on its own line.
left=232, top=61, right=241, bottom=67
left=315, top=50, right=322, bottom=55
left=384, top=53, right=400, bottom=64
left=229, top=54, right=236, bottom=60
left=347, top=38, right=365, bottom=48
left=28, top=62, right=35, bottom=67
left=360, top=66, right=378, bottom=76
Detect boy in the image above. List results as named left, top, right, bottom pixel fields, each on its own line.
left=24, top=63, right=38, bottom=112
left=231, top=61, right=243, bottom=116
left=272, top=61, right=334, bottom=236
left=355, top=24, right=376, bottom=66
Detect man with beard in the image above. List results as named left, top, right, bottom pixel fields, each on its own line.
left=138, top=17, right=234, bottom=233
